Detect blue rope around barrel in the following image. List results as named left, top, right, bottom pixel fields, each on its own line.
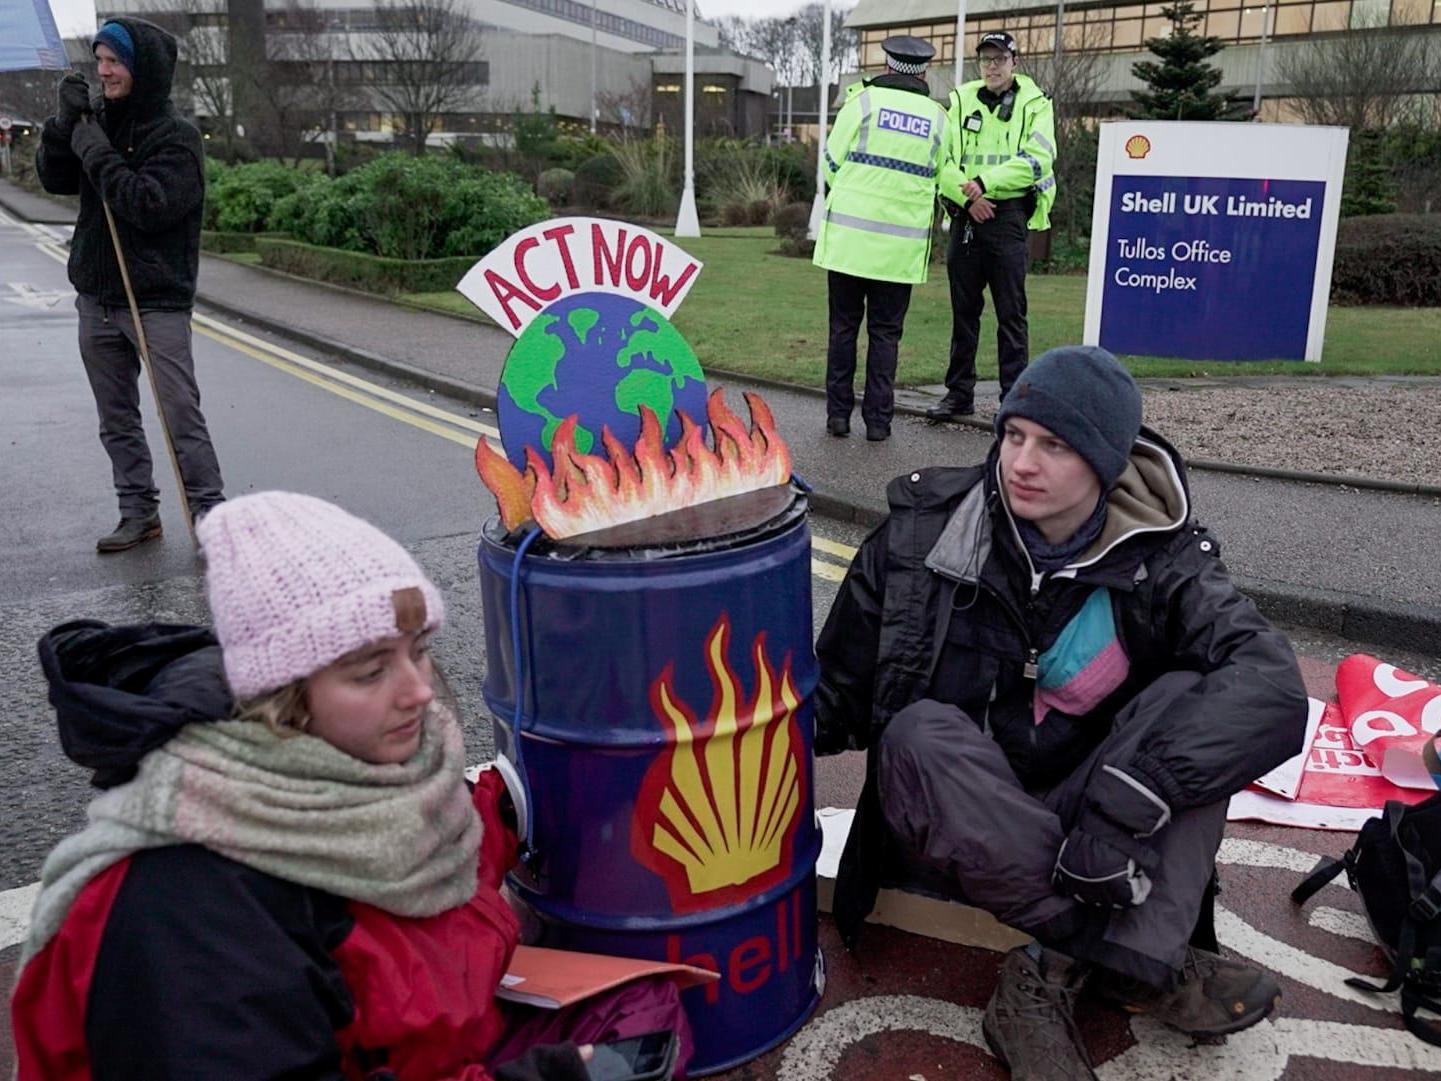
left=508, top=526, right=543, bottom=859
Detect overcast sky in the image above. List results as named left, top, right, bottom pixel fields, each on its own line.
left=49, top=0, right=96, bottom=40
left=703, top=0, right=856, bottom=18
left=47, top=0, right=851, bottom=37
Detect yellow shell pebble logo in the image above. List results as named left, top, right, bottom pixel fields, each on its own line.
left=1126, top=134, right=1152, bottom=160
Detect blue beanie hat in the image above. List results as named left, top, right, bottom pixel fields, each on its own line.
left=994, top=346, right=1143, bottom=489
left=93, top=22, right=137, bottom=75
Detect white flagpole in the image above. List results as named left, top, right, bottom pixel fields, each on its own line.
left=674, top=0, right=701, bottom=237
left=807, top=0, right=831, bottom=240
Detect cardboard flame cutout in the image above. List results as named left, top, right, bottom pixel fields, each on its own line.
left=461, top=217, right=793, bottom=541
left=475, top=389, right=792, bottom=539
left=631, top=615, right=804, bottom=913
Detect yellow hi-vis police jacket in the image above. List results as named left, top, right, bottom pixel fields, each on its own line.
left=939, top=73, right=1056, bottom=231
left=813, top=79, right=949, bottom=286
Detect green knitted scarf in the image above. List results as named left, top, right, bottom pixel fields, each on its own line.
left=20, top=704, right=480, bottom=970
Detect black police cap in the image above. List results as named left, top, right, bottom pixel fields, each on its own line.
left=977, top=31, right=1019, bottom=57
left=881, top=35, right=937, bottom=66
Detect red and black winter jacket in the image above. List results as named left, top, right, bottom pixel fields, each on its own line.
left=11, top=621, right=523, bottom=1081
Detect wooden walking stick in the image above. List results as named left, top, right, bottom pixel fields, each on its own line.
left=100, top=195, right=197, bottom=543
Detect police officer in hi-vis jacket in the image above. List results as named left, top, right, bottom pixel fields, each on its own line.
left=929, top=31, right=1057, bottom=421
left=814, top=36, right=948, bottom=443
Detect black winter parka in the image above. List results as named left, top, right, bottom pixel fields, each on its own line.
left=815, top=432, right=1308, bottom=946
left=35, top=17, right=205, bottom=310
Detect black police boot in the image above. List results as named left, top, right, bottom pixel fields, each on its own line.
left=865, top=422, right=891, bottom=442
left=827, top=416, right=850, bottom=437
left=925, top=394, right=976, bottom=422
left=97, top=513, right=163, bottom=554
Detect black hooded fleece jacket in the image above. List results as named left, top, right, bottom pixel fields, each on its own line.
left=35, top=17, right=206, bottom=310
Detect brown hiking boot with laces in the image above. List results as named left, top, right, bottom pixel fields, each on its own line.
left=1093, top=946, right=1281, bottom=1036
left=983, top=945, right=1097, bottom=1081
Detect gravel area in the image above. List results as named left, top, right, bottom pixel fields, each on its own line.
left=974, top=383, right=1441, bottom=489
left=1142, top=384, right=1441, bottom=488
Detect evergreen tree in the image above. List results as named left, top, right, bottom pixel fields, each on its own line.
left=1341, top=128, right=1398, bottom=217
left=1130, top=1, right=1245, bottom=120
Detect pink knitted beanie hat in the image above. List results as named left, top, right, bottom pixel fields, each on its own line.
left=198, top=491, right=445, bottom=700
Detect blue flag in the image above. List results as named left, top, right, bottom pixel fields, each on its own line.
left=0, top=0, right=68, bottom=72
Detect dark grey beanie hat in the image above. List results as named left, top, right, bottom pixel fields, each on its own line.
left=994, top=345, right=1143, bottom=489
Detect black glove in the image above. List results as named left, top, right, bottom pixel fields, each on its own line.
left=1053, top=809, right=1158, bottom=909
left=70, top=118, right=110, bottom=161
left=56, top=72, right=90, bottom=130
left=495, top=1042, right=591, bottom=1081
left=1052, top=765, right=1172, bottom=910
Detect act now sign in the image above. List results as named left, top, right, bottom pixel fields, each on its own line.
left=1083, top=122, right=1349, bottom=362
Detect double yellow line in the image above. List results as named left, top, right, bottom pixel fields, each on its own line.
left=24, top=221, right=861, bottom=582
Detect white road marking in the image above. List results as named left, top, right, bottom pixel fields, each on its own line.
left=4, top=282, right=70, bottom=309
left=1218, top=836, right=1350, bottom=886
left=1309, top=906, right=1375, bottom=943
left=1216, top=904, right=1395, bottom=1014
left=0, top=881, right=39, bottom=953
left=777, top=997, right=1441, bottom=1080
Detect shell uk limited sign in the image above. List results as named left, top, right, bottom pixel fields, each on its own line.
left=1083, top=121, right=1349, bottom=362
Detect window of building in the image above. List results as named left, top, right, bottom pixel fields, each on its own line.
left=1390, top=0, right=1432, bottom=22
left=1310, top=0, right=1352, bottom=30
left=1273, top=4, right=1314, bottom=33
left=853, top=0, right=1436, bottom=73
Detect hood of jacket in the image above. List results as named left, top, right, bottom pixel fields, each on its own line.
left=927, top=425, right=1191, bottom=586
left=38, top=621, right=231, bottom=790
left=97, top=16, right=178, bottom=119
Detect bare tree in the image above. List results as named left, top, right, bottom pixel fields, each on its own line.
left=1023, top=23, right=1110, bottom=245
left=596, top=75, right=652, bottom=133
left=247, top=0, right=355, bottom=166
left=141, top=0, right=247, bottom=161
left=791, top=2, right=858, bottom=88
left=1273, top=17, right=1440, bottom=129
left=352, top=0, right=485, bottom=155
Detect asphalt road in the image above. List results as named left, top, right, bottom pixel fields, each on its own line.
left=5, top=209, right=1441, bottom=1079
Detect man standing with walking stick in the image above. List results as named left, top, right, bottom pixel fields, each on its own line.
left=37, top=17, right=225, bottom=552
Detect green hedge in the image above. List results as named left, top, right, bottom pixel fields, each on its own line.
left=201, top=229, right=291, bottom=254
left=269, top=153, right=548, bottom=261
left=255, top=237, right=478, bottom=295
left=205, top=161, right=320, bottom=233
left=1331, top=213, right=1441, bottom=306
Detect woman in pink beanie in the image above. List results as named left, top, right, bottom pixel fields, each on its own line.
left=12, top=491, right=692, bottom=1081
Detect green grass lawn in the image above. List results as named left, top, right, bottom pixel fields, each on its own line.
left=403, top=234, right=1441, bottom=385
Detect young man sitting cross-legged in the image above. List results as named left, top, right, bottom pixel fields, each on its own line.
left=814, top=345, right=1308, bottom=1080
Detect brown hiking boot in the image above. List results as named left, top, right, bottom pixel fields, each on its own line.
left=96, top=514, right=162, bottom=554
left=1093, top=946, right=1281, bottom=1036
left=982, top=946, right=1097, bottom=1080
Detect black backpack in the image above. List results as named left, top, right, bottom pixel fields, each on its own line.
left=1291, top=793, right=1441, bottom=1045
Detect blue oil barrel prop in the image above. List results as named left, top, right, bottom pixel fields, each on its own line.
left=479, top=494, right=822, bottom=1075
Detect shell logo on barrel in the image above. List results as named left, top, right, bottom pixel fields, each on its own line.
left=631, top=614, right=806, bottom=914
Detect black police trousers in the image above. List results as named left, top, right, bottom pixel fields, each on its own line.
left=825, top=270, right=913, bottom=428
left=943, top=199, right=1031, bottom=407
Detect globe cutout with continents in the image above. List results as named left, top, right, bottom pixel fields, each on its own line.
left=498, top=292, right=708, bottom=471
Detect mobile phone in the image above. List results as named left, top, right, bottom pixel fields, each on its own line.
left=584, top=1030, right=678, bottom=1081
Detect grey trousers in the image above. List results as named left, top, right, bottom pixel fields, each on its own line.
left=877, top=671, right=1226, bottom=987
left=76, top=295, right=225, bottom=517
